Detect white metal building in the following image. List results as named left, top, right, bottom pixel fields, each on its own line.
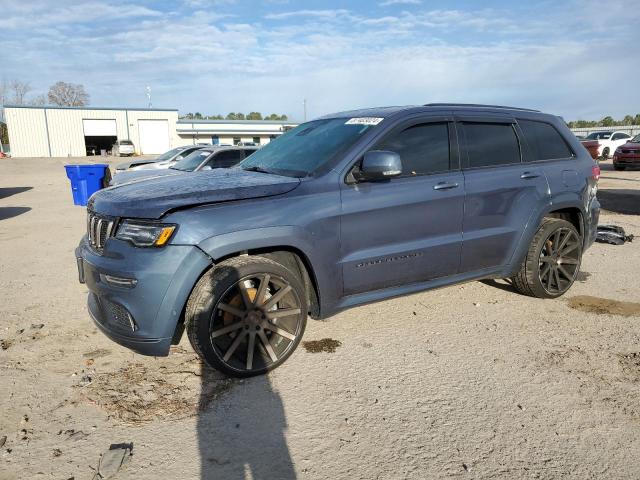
left=4, top=105, right=181, bottom=158
left=4, top=105, right=298, bottom=158
left=176, top=119, right=298, bottom=146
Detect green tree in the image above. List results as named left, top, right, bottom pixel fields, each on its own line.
left=280, top=114, right=288, bottom=121
left=226, top=112, right=237, bottom=120
left=193, top=112, right=203, bottom=119
left=236, top=113, right=245, bottom=120
left=600, top=116, right=614, bottom=127
left=622, top=115, right=634, bottom=126
left=246, top=112, right=263, bottom=120
left=634, top=114, right=640, bottom=125
left=0, top=122, right=8, bottom=147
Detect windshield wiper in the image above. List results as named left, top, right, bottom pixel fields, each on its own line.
left=242, top=165, right=275, bottom=175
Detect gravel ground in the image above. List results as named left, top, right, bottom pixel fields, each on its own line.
left=0, top=157, right=639, bottom=480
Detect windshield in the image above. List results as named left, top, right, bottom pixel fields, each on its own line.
left=632, top=134, right=640, bottom=143
left=120, top=140, right=133, bottom=145
left=156, top=147, right=185, bottom=161
left=585, top=132, right=612, bottom=140
left=171, top=150, right=212, bottom=171
left=239, top=118, right=380, bottom=177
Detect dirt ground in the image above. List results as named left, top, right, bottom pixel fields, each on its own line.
left=1, top=156, right=639, bottom=479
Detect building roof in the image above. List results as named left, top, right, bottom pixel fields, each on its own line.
left=3, top=105, right=178, bottom=112
left=177, top=119, right=297, bottom=125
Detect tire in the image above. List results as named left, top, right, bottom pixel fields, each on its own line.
left=614, top=165, right=625, bottom=171
left=511, top=218, right=582, bottom=299
left=601, top=147, right=609, bottom=160
left=186, top=256, right=308, bottom=377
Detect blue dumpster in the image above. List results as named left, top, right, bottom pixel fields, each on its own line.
left=64, top=164, right=110, bottom=206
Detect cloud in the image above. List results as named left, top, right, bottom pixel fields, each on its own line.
left=265, top=9, right=351, bottom=20
left=379, top=0, right=421, bottom=6
left=1, top=0, right=638, bottom=120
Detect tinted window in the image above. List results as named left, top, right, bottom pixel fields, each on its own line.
left=463, top=123, right=520, bottom=168
left=209, top=150, right=243, bottom=168
left=519, top=120, right=573, bottom=160
left=612, top=132, right=630, bottom=140
left=585, top=132, right=612, bottom=140
left=375, top=123, right=450, bottom=176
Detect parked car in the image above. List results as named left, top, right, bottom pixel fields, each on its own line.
left=110, top=146, right=257, bottom=185
left=76, top=103, right=600, bottom=377
left=115, top=145, right=204, bottom=173
left=583, top=131, right=633, bottom=159
left=112, top=140, right=135, bottom=157
left=613, top=133, right=640, bottom=170
left=580, top=139, right=600, bottom=160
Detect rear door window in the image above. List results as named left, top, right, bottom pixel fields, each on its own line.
left=518, top=120, right=573, bottom=160
left=461, top=123, right=521, bottom=168
left=374, top=122, right=450, bottom=176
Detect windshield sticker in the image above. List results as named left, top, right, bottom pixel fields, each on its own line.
left=345, top=117, right=383, bottom=126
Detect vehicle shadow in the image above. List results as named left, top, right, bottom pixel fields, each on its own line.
left=0, top=186, right=32, bottom=199
left=198, top=366, right=296, bottom=480
left=480, top=278, right=517, bottom=293
left=0, top=206, right=31, bottom=220
left=597, top=189, right=640, bottom=215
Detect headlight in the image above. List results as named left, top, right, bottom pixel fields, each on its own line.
left=116, top=220, right=176, bottom=247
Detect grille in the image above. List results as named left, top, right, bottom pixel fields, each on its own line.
left=620, top=149, right=639, bottom=154
left=87, top=212, right=117, bottom=252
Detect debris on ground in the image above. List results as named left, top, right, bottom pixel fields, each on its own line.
left=30, top=323, right=45, bottom=329
left=0, top=339, right=11, bottom=350
left=0, top=435, right=6, bottom=448
left=302, top=338, right=342, bottom=353
left=92, top=443, right=133, bottom=480
left=596, top=225, right=634, bottom=245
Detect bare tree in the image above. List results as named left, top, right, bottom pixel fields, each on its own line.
left=47, top=81, right=90, bottom=107
left=29, top=94, right=47, bottom=106
left=8, top=80, right=32, bottom=105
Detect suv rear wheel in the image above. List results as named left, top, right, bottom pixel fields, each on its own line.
left=511, top=218, right=582, bottom=298
left=186, top=256, right=307, bottom=377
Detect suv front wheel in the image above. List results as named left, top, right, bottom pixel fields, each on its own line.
left=186, top=256, right=308, bottom=377
left=511, top=218, right=582, bottom=298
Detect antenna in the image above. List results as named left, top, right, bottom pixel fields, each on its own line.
left=146, top=86, right=152, bottom=109
left=303, top=98, right=307, bottom=122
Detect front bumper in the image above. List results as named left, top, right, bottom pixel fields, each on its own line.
left=76, top=236, right=211, bottom=356
left=613, top=154, right=640, bottom=167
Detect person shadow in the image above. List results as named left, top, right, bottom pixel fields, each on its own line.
left=198, top=366, right=296, bottom=479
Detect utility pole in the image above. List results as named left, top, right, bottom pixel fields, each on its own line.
left=303, top=98, right=307, bottom=122
left=146, top=86, right=152, bottom=109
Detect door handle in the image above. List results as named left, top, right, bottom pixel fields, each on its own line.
left=433, top=182, right=459, bottom=191
left=520, top=172, right=540, bottom=179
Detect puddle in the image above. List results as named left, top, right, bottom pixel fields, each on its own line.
left=567, top=295, right=640, bottom=317
left=302, top=338, right=342, bottom=353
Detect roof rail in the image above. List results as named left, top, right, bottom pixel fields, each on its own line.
left=424, top=103, right=540, bottom=112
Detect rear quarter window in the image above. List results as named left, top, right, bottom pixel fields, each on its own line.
left=518, top=120, right=573, bottom=161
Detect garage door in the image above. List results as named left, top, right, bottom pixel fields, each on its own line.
left=83, top=119, right=116, bottom=136
left=138, top=120, right=170, bottom=154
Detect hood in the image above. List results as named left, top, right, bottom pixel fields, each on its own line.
left=89, top=168, right=301, bottom=219
left=619, top=141, right=640, bottom=150
left=110, top=168, right=180, bottom=186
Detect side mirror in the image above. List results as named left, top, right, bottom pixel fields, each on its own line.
left=354, top=150, right=402, bottom=182
left=201, top=165, right=212, bottom=171
left=175, top=155, right=184, bottom=161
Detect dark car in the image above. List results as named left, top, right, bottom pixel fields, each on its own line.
left=76, top=103, right=600, bottom=377
left=110, top=146, right=257, bottom=185
left=613, top=133, right=640, bottom=170
left=114, top=145, right=204, bottom=173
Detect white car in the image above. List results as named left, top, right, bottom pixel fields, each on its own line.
left=583, top=131, right=633, bottom=159
left=112, top=140, right=135, bottom=156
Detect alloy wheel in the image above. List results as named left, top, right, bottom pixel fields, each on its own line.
left=538, top=227, right=581, bottom=295
left=209, top=273, right=304, bottom=373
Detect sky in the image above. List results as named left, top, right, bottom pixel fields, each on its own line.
left=1, top=0, right=638, bottom=121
